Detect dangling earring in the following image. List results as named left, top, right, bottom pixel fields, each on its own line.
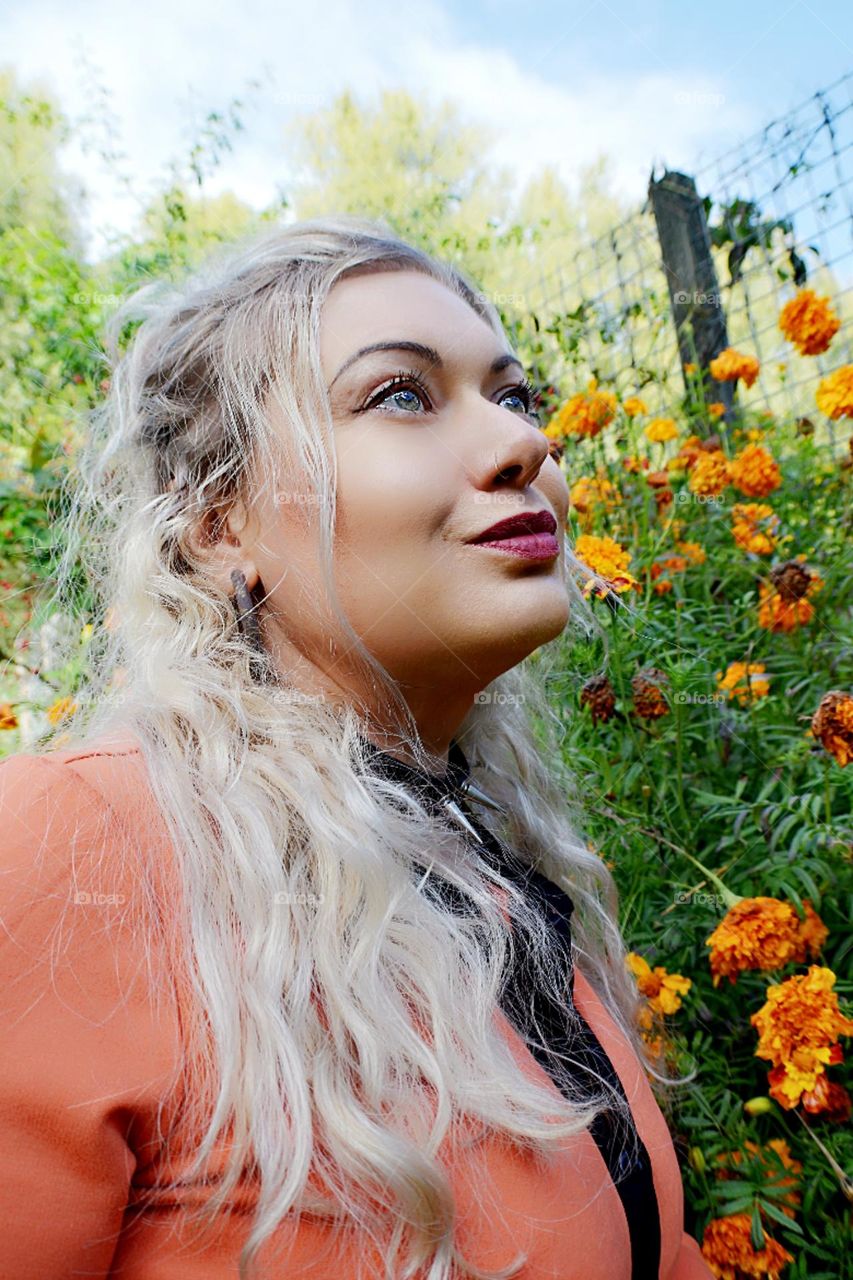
left=230, top=568, right=268, bottom=681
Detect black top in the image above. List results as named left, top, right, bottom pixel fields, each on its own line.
left=359, top=734, right=661, bottom=1280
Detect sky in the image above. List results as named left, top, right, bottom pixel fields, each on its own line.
left=1, top=0, right=851, bottom=261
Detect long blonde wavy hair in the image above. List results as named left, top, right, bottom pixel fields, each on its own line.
left=23, top=213, right=691, bottom=1280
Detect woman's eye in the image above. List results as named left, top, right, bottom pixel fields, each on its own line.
left=501, top=389, right=529, bottom=414
left=377, top=386, right=426, bottom=413
left=500, top=386, right=540, bottom=420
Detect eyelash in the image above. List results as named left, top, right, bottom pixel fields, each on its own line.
left=360, top=368, right=542, bottom=423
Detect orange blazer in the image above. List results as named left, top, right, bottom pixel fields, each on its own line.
left=0, top=733, right=715, bottom=1279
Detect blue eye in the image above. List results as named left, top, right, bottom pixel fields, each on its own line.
left=360, top=368, right=541, bottom=422
left=363, top=370, right=431, bottom=415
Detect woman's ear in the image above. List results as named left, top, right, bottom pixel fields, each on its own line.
left=187, top=498, right=261, bottom=598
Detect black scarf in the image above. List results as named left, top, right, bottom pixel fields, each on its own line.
left=358, top=733, right=662, bottom=1280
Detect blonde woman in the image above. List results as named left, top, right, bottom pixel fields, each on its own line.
left=0, top=215, right=714, bottom=1280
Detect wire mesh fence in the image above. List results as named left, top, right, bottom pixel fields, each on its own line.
left=514, top=70, right=853, bottom=436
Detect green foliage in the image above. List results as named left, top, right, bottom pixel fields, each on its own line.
left=1, top=63, right=851, bottom=1276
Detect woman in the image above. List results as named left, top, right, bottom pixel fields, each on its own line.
left=0, top=214, right=714, bottom=1279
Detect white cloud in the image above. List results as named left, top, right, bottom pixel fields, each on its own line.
left=1, top=0, right=756, bottom=260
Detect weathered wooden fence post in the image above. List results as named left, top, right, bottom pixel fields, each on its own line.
left=648, top=169, right=736, bottom=431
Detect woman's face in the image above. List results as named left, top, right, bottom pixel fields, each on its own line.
left=240, top=268, right=570, bottom=738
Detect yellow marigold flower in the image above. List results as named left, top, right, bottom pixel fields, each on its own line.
left=716, top=661, right=770, bottom=705
left=569, top=473, right=621, bottom=520
left=731, top=503, right=779, bottom=555
left=709, top=346, right=760, bottom=389
left=750, top=965, right=853, bottom=1109
left=707, top=401, right=726, bottom=418
left=675, top=540, right=706, bottom=565
left=574, top=533, right=639, bottom=596
left=688, top=450, right=731, bottom=496
left=701, top=1214, right=793, bottom=1280
left=729, top=444, right=782, bottom=498
left=643, top=417, right=678, bottom=443
left=815, top=364, right=853, bottom=420
left=684, top=362, right=697, bottom=375
left=546, top=382, right=618, bottom=440
left=706, top=897, right=805, bottom=988
left=778, top=287, right=840, bottom=356
left=626, top=952, right=691, bottom=1016
left=622, top=395, right=647, bottom=418
left=46, top=696, right=77, bottom=726
left=811, top=690, right=853, bottom=767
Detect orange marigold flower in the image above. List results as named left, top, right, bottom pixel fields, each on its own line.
left=644, top=417, right=679, bottom=443
left=751, top=965, right=853, bottom=1109
left=729, top=444, right=782, bottom=498
left=626, top=952, right=691, bottom=1015
left=708, top=401, right=726, bottom=418
left=706, top=897, right=804, bottom=988
left=709, top=346, right=760, bottom=389
left=800, top=1076, right=852, bottom=1123
left=622, top=395, right=647, bottom=418
left=546, top=378, right=618, bottom=439
left=731, top=503, right=779, bottom=555
left=778, top=287, right=840, bottom=356
left=631, top=667, right=669, bottom=719
left=667, top=434, right=706, bottom=472
left=675, top=540, right=707, bottom=565
left=815, top=364, right=853, bottom=420
left=791, top=899, right=829, bottom=963
left=684, top=362, right=697, bottom=374
left=622, top=453, right=649, bottom=473
left=645, top=470, right=671, bottom=488
left=688, top=449, right=731, bottom=496
left=811, top=690, right=853, bottom=767
left=0, top=703, right=18, bottom=730
left=716, top=661, right=770, bottom=705
left=758, top=564, right=823, bottom=632
left=701, top=1213, right=793, bottom=1280
left=575, top=533, right=639, bottom=596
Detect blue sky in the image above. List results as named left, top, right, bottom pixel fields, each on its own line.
left=1, top=0, right=850, bottom=260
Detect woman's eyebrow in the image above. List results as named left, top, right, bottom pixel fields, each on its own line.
left=327, top=340, right=525, bottom=391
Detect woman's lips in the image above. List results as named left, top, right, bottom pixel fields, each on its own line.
left=468, top=531, right=560, bottom=560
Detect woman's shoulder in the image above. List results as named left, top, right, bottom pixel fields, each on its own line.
left=0, top=728, right=178, bottom=956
